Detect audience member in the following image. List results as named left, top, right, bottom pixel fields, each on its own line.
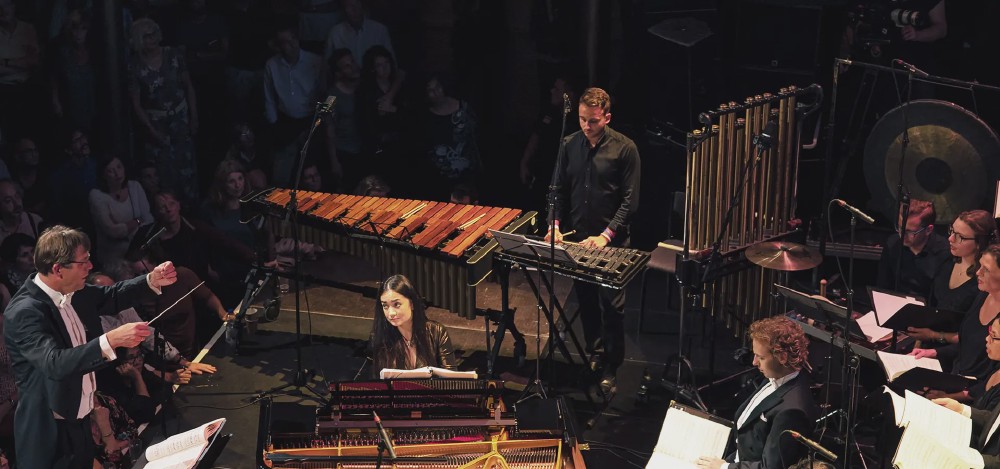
left=89, top=156, right=154, bottom=268
left=0, top=0, right=41, bottom=138
left=322, top=0, right=394, bottom=64
left=9, top=137, right=46, bottom=215
left=224, top=121, right=269, bottom=192
left=300, top=160, right=326, bottom=192
left=223, top=0, right=273, bottom=120
left=298, top=0, right=340, bottom=52
left=128, top=17, right=200, bottom=203
left=50, top=129, right=98, bottom=234
left=0, top=179, right=41, bottom=245
left=422, top=75, right=481, bottom=198
left=354, top=174, right=390, bottom=197
left=449, top=182, right=477, bottom=205
left=49, top=9, right=97, bottom=133
left=135, top=159, right=160, bottom=207
left=0, top=302, right=17, bottom=466
left=128, top=253, right=232, bottom=359
left=263, top=22, right=325, bottom=186
left=325, top=47, right=362, bottom=189
left=519, top=75, right=577, bottom=210
left=0, top=232, right=33, bottom=294
left=358, top=45, right=406, bottom=169
left=876, top=199, right=950, bottom=299
left=90, top=392, right=139, bottom=469
left=201, top=160, right=262, bottom=305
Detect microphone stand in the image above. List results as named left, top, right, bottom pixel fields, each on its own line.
left=840, top=209, right=861, bottom=467
left=283, top=100, right=333, bottom=389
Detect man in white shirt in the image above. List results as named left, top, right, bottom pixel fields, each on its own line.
left=264, top=23, right=326, bottom=186
left=3, top=225, right=177, bottom=468
left=697, top=316, right=820, bottom=469
left=322, top=0, right=394, bottom=64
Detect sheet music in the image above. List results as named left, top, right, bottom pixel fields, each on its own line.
left=883, top=386, right=906, bottom=427
left=877, top=351, right=943, bottom=381
left=856, top=311, right=893, bottom=342
left=646, top=405, right=731, bottom=468
left=871, top=290, right=924, bottom=327
left=892, top=424, right=985, bottom=469
left=899, top=390, right=972, bottom=450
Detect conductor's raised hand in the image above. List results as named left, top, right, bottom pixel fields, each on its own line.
left=149, top=261, right=178, bottom=288
left=107, top=322, right=151, bottom=349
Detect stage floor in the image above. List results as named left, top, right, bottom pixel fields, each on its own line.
left=132, top=262, right=750, bottom=468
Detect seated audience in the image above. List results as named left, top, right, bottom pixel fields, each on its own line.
left=49, top=128, right=98, bottom=235
left=224, top=121, right=269, bottom=192
left=89, top=156, right=154, bottom=268
left=449, top=182, right=478, bottom=205
left=354, top=174, right=390, bottom=197
left=696, top=316, right=819, bottom=469
left=0, top=305, right=17, bottom=465
left=135, top=160, right=160, bottom=207
left=0, top=232, right=34, bottom=294
left=9, top=137, right=46, bottom=215
left=370, top=274, right=456, bottom=374
left=0, top=179, right=42, bottom=244
left=91, top=392, right=139, bottom=469
left=907, top=210, right=997, bottom=343
left=876, top=199, right=950, bottom=299
left=300, top=160, right=326, bottom=192
left=911, top=244, right=1000, bottom=401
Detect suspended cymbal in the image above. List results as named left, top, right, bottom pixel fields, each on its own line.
left=863, top=99, right=1000, bottom=223
left=745, top=241, right=822, bottom=271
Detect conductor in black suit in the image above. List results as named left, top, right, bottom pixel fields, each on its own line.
left=2, top=225, right=177, bottom=468
left=697, top=316, right=820, bottom=469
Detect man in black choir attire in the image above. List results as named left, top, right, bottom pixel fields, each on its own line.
left=545, top=87, right=640, bottom=396
left=697, top=316, right=819, bottom=469
left=876, top=198, right=950, bottom=299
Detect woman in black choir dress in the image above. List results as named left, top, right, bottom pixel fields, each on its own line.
left=908, top=210, right=997, bottom=342
left=911, top=244, right=1000, bottom=401
left=370, top=274, right=456, bottom=375
left=973, top=315, right=1000, bottom=411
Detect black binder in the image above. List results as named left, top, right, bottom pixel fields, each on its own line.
left=890, top=368, right=975, bottom=394
left=880, top=303, right=964, bottom=332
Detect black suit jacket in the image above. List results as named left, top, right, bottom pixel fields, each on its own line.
left=727, top=373, right=819, bottom=469
left=971, top=404, right=1000, bottom=468
left=2, top=274, right=151, bottom=468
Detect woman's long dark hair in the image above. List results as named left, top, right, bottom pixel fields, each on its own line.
left=370, top=274, right=435, bottom=370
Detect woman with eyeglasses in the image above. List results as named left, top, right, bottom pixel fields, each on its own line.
left=911, top=241, right=1000, bottom=402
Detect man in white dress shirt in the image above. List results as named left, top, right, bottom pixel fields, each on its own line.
left=697, top=316, right=819, bottom=469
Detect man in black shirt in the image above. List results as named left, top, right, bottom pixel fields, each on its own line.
left=545, top=87, right=640, bottom=396
left=876, top=198, right=950, bottom=299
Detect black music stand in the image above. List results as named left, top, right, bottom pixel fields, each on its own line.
left=490, top=230, right=589, bottom=402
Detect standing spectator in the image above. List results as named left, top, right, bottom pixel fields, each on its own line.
left=49, top=129, right=97, bottom=236
left=422, top=75, right=481, bottom=199
left=224, top=121, right=269, bottom=192
left=88, top=156, right=154, bottom=268
left=200, top=160, right=259, bottom=305
left=298, top=0, right=340, bottom=53
left=0, top=232, right=34, bottom=295
left=9, top=137, right=46, bottom=215
left=519, top=75, right=577, bottom=212
left=357, top=45, right=406, bottom=173
left=322, top=0, right=393, bottom=64
left=0, top=179, right=41, bottom=245
left=50, top=9, right=97, bottom=133
left=324, top=48, right=361, bottom=190
left=128, top=17, right=200, bottom=203
left=263, top=22, right=325, bottom=186
left=223, top=0, right=273, bottom=121
left=0, top=0, right=40, bottom=138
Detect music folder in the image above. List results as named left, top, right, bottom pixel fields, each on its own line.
left=891, top=367, right=975, bottom=394
left=879, top=303, right=963, bottom=332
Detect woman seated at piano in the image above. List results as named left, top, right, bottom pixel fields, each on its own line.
left=370, top=274, right=456, bottom=374
left=911, top=242, right=1000, bottom=402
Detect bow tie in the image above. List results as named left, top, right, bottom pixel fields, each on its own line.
left=57, top=292, right=74, bottom=308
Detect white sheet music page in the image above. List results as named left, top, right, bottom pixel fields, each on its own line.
left=871, top=290, right=924, bottom=326
left=646, top=406, right=731, bottom=469
left=892, top=424, right=985, bottom=469
left=877, top=351, right=943, bottom=381
left=856, top=311, right=894, bottom=342
left=898, top=390, right=972, bottom=450
left=883, top=386, right=906, bottom=427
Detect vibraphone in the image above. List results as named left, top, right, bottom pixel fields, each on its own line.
left=493, top=243, right=650, bottom=290
left=242, top=189, right=537, bottom=319
left=257, top=379, right=587, bottom=468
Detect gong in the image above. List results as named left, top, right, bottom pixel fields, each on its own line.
left=863, top=99, right=1000, bottom=223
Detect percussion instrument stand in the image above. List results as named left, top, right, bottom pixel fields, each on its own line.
left=486, top=262, right=527, bottom=376
left=890, top=62, right=915, bottom=353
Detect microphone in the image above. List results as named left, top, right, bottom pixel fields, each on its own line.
left=786, top=430, right=838, bottom=462
left=833, top=199, right=875, bottom=224
left=893, top=59, right=929, bottom=78
left=140, top=226, right=167, bottom=252
left=318, top=95, right=337, bottom=114
left=373, top=411, right=396, bottom=460
left=753, top=121, right=779, bottom=150
left=562, top=93, right=571, bottom=115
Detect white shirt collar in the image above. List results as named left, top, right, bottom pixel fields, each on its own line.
left=768, top=370, right=800, bottom=390
left=33, top=275, right=74, bottom=308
